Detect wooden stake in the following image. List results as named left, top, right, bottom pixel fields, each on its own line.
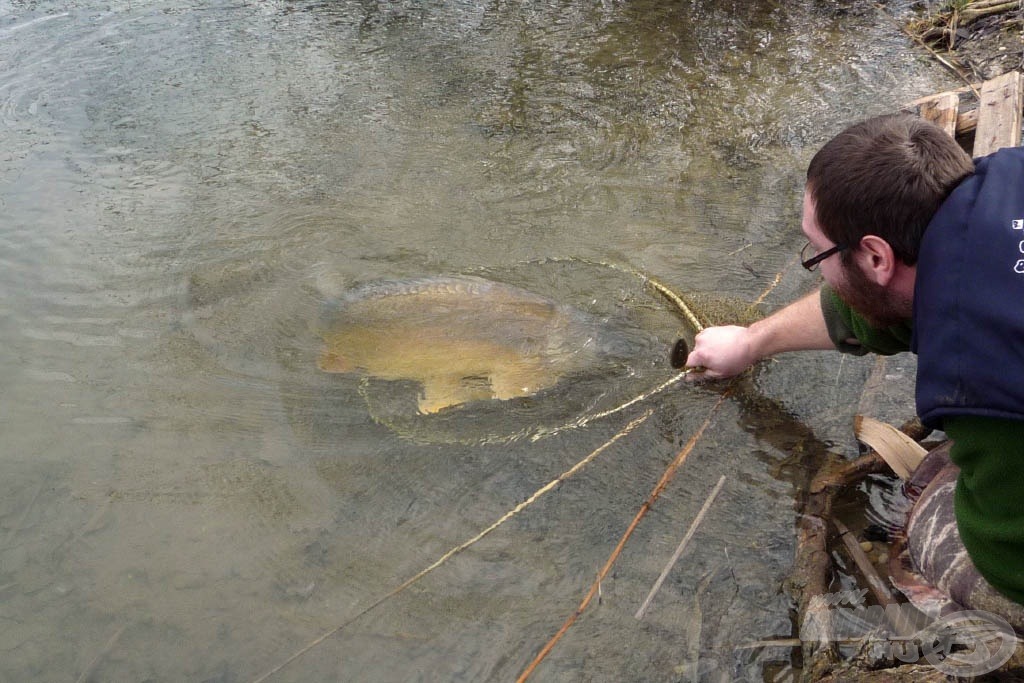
left=516, top=393, right=729, bottom=682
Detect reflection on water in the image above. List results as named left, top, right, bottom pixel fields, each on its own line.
left=1, top=1, right=943, bottom=680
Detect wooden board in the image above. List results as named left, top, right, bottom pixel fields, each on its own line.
left=854, top=415, right=927, bottom=480
left=906, top=84, right=979, bottom=108
left=973, top=71, right=1023, bottom=156
left=919, top=91, right=960, bottom=137
left=904, top=72, right=1024, bottom=140
left=906, top=91, right=977, bottom=136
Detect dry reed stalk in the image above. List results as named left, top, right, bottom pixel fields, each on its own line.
left=634, top=475, right=727, bottom=620
left=75, top=624, right=125, bottom=683
left=515, top=392, right=730, bottom=682
left=3, top=485, right=42, bottom=549
left=961, top=1, right=1019, bottom=23
left=249, top=411, right=653, bottom=683
left=735, top=638, right=803, bottom=649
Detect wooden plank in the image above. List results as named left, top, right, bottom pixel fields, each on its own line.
left=906, top=83, right=980, bottom=108
left=854, top=416, right=927, bottom=480
left=919, top=91, right=960, bottom=137
left=904, top=96, right=976, bottom=136
left=973, top=70, right=1023, bottom=156
left=956, top=107, right=979, bottom=137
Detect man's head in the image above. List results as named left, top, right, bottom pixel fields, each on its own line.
left=806, top=113, right=974, bottom=267
left=802, top=114, right=974, bottom=327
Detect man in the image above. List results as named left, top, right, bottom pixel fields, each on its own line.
left=684, top=113, right=1024, bottom=620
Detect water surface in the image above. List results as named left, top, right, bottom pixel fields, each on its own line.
left=0, top=1, right=946, bottom=680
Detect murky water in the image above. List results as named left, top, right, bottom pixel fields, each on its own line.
left=1, top=1, right=947, bottom=680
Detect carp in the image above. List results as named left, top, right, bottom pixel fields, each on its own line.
left=316, top=275, right=634, bottom=414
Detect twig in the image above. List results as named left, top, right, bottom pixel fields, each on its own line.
left=634, top=475, right=727, bottom=620
left=249, top=411, right=653, bottom=683
left=647, top=276, right=704, bottom=333
left=531, top=371, right=686, bottom=440
left=516, top=392, right=730, bottom=682
left=76, top=624, right=126, bottom=683
left=832, top=354, right=846, bottom=408
left=749, top=254, right=796, bottom=308
left=3, top=485, right=42, bottom=549
left=509, top=256, right=708, bottom=333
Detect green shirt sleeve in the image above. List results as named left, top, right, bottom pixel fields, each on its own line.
left=946, top=416, right=1024, bottom=605
left=819, top=285, right=913, bottom=356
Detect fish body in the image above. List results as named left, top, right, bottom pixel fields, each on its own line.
left=316, top=276, right=613, bottom=414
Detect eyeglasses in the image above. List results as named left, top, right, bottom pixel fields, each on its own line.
left=800, top=241, right=846, bottom=271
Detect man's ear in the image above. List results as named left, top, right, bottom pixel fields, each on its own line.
left=855, top=235, right=897, bottom=286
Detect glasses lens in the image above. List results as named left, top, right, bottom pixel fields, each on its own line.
left=800, top=241, right=823, bottom=270
left=800, top=241, right=814, bottom=264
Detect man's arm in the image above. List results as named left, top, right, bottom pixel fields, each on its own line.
left=684, top=289, right=835, bottom=380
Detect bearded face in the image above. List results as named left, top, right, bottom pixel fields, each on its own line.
left=830, top=254, right=911, bottom=328
left=802, top=189, right=912, bottom=328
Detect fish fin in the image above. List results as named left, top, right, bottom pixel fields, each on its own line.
left=318, top=348, right=353, bottom=373
left=489, top=363, right=556, bottom=401
left=417, top=376, right=491, bottom=414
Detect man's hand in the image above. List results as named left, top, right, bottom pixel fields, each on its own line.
left=684, top=325, right=757, bottom=380
left=681, top=289, right=835, bottom=381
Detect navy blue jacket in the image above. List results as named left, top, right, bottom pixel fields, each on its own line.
left=913, top=146, right=1024, bottom=429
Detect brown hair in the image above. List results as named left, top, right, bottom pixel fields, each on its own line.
left=806, top=113, right=974, bottom=265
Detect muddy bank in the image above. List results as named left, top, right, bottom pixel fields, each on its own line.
left=907, top=1, right=1023, bottom=80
